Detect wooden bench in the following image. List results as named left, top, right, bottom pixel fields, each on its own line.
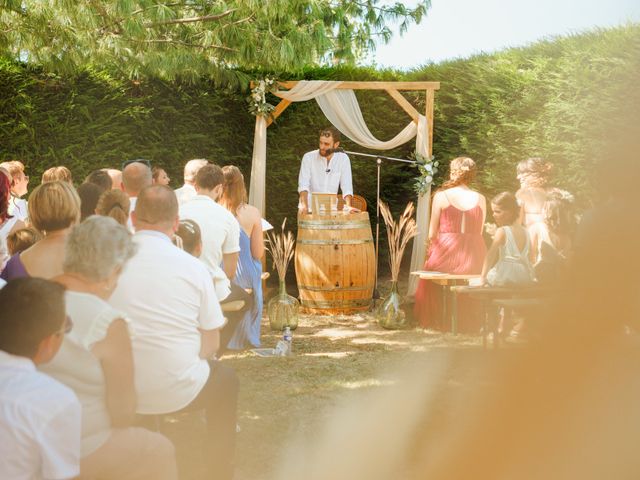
left=450, top=285, right=554, bottom=348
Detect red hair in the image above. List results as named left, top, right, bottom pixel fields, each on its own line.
left=1, top=173, right=13, bottom=223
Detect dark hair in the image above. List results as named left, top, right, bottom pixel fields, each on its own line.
left=77, top=182, right=105, bottom=222
left=0, top=278, right=66, bottom=357
left=6, top=227, right=42, bottom=255
left=176, top=219, right=202, bottom=256
left=491, top=191, right=520, bottom=225
left=543, top=191, right=575, bottom=235
left=319, top=126, right=341, bottom=143
left=84, top=169, right=113, bottom=191
left=194, top=164, right=224, bottom=191
left=135, top=185, right=178, bottom=226
left=1, top=172, right=12, bottom=223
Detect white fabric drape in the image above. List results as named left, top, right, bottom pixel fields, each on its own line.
left=249, top=80, right=432, bottom=296
left=248, top=115, right=267, bottom=214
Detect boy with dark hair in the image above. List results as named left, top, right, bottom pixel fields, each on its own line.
left=0, top=278, right=81, bottom=480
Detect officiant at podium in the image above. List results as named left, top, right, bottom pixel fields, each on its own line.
left=297, top=127, right=353, bottom=214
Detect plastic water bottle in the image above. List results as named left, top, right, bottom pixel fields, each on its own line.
left=283, top=326, right=292, bottom=356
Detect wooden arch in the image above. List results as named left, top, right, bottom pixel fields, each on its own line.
left=262, top=80, right=440, bottom=156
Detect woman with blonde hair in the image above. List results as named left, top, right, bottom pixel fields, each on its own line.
left=95, top=189, right=131, bottom=227
left=414, top=157, right=487, bottom=331
left=42, top=166, right=73, bottom=184
left=219, top=165, right=264, bottom=349
left=1, top=181, right=80, bottom=281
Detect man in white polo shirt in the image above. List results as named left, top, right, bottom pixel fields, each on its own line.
left=298, top=126, right=354, bottom=213
left=0, top=278, right=81, bottom=480
left=109, top=185, right=238, bottom=480
left=174, top=158, right=208, bottom=205
left=180, top=164, right=252, bottom=351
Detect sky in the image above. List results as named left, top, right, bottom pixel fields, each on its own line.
left=370, top=0, right=640, bottom=69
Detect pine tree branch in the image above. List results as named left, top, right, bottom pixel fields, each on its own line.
left=144, top=9, right=237, bottom=27
left=89, top=0, right=123, bottom=35
left=131, top=2, right=188, bottom=16
left=130, top=38, right=237, bottom=52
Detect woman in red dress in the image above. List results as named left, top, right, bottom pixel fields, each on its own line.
left=414, top=157, right=487, bottom=331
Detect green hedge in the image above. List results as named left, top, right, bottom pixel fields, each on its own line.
left=1, top=24, right=638, bottom=277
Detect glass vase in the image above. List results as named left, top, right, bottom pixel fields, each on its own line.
left=268, top=279, right=300, bottom=331
left=376, top=281, right=409, bottom=330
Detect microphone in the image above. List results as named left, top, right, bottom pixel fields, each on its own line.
left=330, top=147, right=345, bottom=153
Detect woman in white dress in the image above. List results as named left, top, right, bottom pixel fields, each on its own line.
left=41, top=216, right=178, bottom=480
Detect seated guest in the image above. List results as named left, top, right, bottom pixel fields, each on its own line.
left=530, top=191, right=575, bottom=283
left=121, top=160, right=152, bottom=229
left=152, top=166, right=171, bottom=186
left=1, top=171, right=25, bottom=242
left=77, top=181, right=105, bottom=222
left=175, top=158, right=208, bottom=205
left=95, top=189, right=130, bottom=227
left=414, top=157, right=487, bottom=331
left=481, top=192, right=535, bottom=286
left=1, top=181, right=80, bottom=281
left=42, top=216, right=177, bottom=480
left=0, top=277, right=81, bottom=480
left=0, top=160, right=29, bottom=221
left=220, top=165, right=264, bottom=349
left=42, top=166, right=73, bottom=184
left=180, top=164, right=240, bottom=289
left=110, top=185, right=238, bottom=480
left=180, top=164, right=252, bottom=346
left=7, top=226, right=42, bottom=256
left=84, top=169, right=113, bottom=192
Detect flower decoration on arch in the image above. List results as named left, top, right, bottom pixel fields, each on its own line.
left=247, top=76, right=277, bottom=118
left=412, top=151, right=439, bottom=196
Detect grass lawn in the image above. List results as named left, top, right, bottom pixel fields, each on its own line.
left=159, top=309, right=488, bottom=480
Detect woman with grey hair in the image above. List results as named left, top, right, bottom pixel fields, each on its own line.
left=41, top=216, right=178, bottom=480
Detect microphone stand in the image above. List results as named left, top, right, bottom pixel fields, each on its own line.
left=343, top=150, right=416, bottom=299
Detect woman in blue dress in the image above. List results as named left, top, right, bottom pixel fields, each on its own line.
left=220, top=166, right=264, bottom=349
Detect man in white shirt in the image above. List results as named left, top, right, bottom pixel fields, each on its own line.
left=110, top=185, right=238, bottom=480
left=0, top=278, right=81, bottom=480
left=175, top=158, right=208, bottom=205
left=121, top=159, right=152, bottom=229
left=298, top=126, right=354, bottom=213
left=180, top=164, right=252, bottom=351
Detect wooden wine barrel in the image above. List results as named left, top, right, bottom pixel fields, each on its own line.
left=295, top=211, right=376, bottom=315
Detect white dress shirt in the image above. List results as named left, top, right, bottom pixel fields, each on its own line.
left=179, top=195, right=240, bottom=301
left=174, top=184, right=197, bottom=206
left=8, top=197, right=28, bottom=222
left=127, top=196, right=137, bottom=232
left=298, top=150, right=353, bottom=198
left=0, top=351, right=81, bottom=480
left=109, top=230, right=225, bottom=414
